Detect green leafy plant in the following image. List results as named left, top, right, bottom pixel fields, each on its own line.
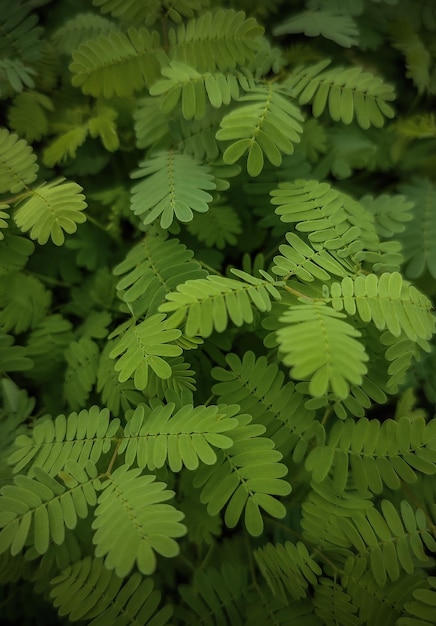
left=1, top=0, right=435, bottom=624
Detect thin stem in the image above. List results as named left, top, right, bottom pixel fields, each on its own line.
left=26, top=271, right=70, bottom=288
left=105, top=439, right=122, bottom=476
left=200, top=261, right=222, bottom=276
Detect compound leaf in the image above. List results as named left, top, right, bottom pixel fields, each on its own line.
left=13, top=178, right=87, bottom=246
left=92, top=465, right=186, bottom=576
left=109, top=314, right=182, bottom=391
left=277, top=302, right=369, bottom=399
left=130, top=150, right=216, bottom=229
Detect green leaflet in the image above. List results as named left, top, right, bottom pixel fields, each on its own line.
left=70, top=27, right=167, bottom=97
left=119, top=402, right=237, bottom=471
left=149, top=61, right=250, bottom=120
left=92, top=465, right=186, bottom=576
left=2, top=0, right=436, bottom=624
left=305, top=416, right=436, bottom=494
left=254, top=541, right=322, bottom=601
left=0, top=329, right=33, bottom=374
left=64, top=337, right=100, bottom=410
left=216, top=82, right=304, bottom=176
left=13, top=178, right=87, bottom=246
left=159, top=270, right=282, bottom=337
left=0, top=128, right=38, bottom=194
left=276, top=302, right=369, bottom=400
left=169, top=9, right=265, bottom=72
left=130, top=150, right=216, bottom=229
left=269, top=179, right=372, bottom=261
left=193, top=413, right=292, bottom=537
left=0, top=462, right=98, bottom=556
left=0, top=272, right=51, bottom=334
left=8, top=406, right=120, bottom=476
left=286, top=59, right=396, bottom=129
left=177, top=562, right=248, bottom=625
left=398, top=577, right=436, bottom=626
left=50, top=556, right=173, bottom=624
left=272, top=231, right=350, bottom=282
left=211, top=350, right=318, bottom=457
left=8, top=92, right=54, bottom=142
left=397, top=178, right=436, bottom=279
left=113, top=233, right=207, bottom=317
left=51, top=12, right=119, bottom=56
left=109, top=314, right=182, bottom=391
left=327, top=273, right=435, bottom=341
left=186, top=200, right=242, bottom=249
left=274, top=8, right=360, bottom=48
left=96, top=341, right=148, bottom=417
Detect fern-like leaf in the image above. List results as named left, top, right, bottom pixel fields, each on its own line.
left=64, top=337, right=100, bottom=410
left=193, top=412, right=291, bottom=536
left=274, top=9, right=359, bottom=48
left=70, top=27, right=167, bottom=97
left=26, top=314, right=73, bottom=382
left=50, top=556, right=173, bottom=625
left=177, top=562, right=248, bottom=625
left=276, top=302, right=368, bottom=399
left=0, top=462, right=98, bottom=556
left=216, top=83, right=304, bottom=176
left=285, top=59, right=396, bottom=128
left=150, top=61, right=250, bottom=120
left=391, top=20, right=432, bottom=94
left=254, top=540, right=322, bottom=601
left=211, top=351, right=318, bottom=457
left=398, top=576, right=436, bottom=626
left=359, top=193, right=413, bottom=238
left=187, top=199, right=242, bottom=249
left=0, top=329, right=32, bottom=373
left=0, top=232, right=34, bottom=274
left=327, top=273, right=435, bottom=341
left=169, top=9, right=264, bottom=73
left=0, top=271, right=51, bottom=334
left=269, top=179, right=374, bottom=262
left=272, top=231, right=350, bottom=282
left=13, top=177, right=87, bottom=246
left=96, top=341, right=147, bottom=417
left=120, top=402, right=237, bottom=471
left=8, top=92, right=54, bottom=143
left=397, top=178, right=436, bottom=279
left=159, top=270, right=282, bottom=337
left=338, top=499, right=436, bottom=586
left=109, top=314, right=182, bottom=391
left=92, top=0, right=162, bottom=26
left=130, top=149, right=216, bottom=228
left=0, top=128, right=38, bottom=194
left=92, top=465, right=186, bottom=576
left=305, top=415, right=436, bottom=494
left=114, top=233, right=207, bottom=317
left=51, top=12, right=119, bottom=55
left=134, top=95, right=170, bottom=150
left=313, top=577, right=360, bottom=626
left=8, top=406, right=120, bottom=476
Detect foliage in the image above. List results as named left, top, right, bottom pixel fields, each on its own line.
left=0, top=0, right=435, bottom=625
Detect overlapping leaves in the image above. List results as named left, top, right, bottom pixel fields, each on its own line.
left=159, top=269, right=281, bottom=337
left=109, top=314, right=182, bottom=391
left=193, top=413, right=292, bottom=536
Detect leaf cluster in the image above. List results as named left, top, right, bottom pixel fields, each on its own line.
left=0, top=0, right=436, bottom=625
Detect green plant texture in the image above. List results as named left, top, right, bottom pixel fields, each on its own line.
left=1, top=0, right=436, bottom=624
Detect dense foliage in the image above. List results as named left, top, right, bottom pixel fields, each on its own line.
left=1, top=0, right=436, bottom=624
